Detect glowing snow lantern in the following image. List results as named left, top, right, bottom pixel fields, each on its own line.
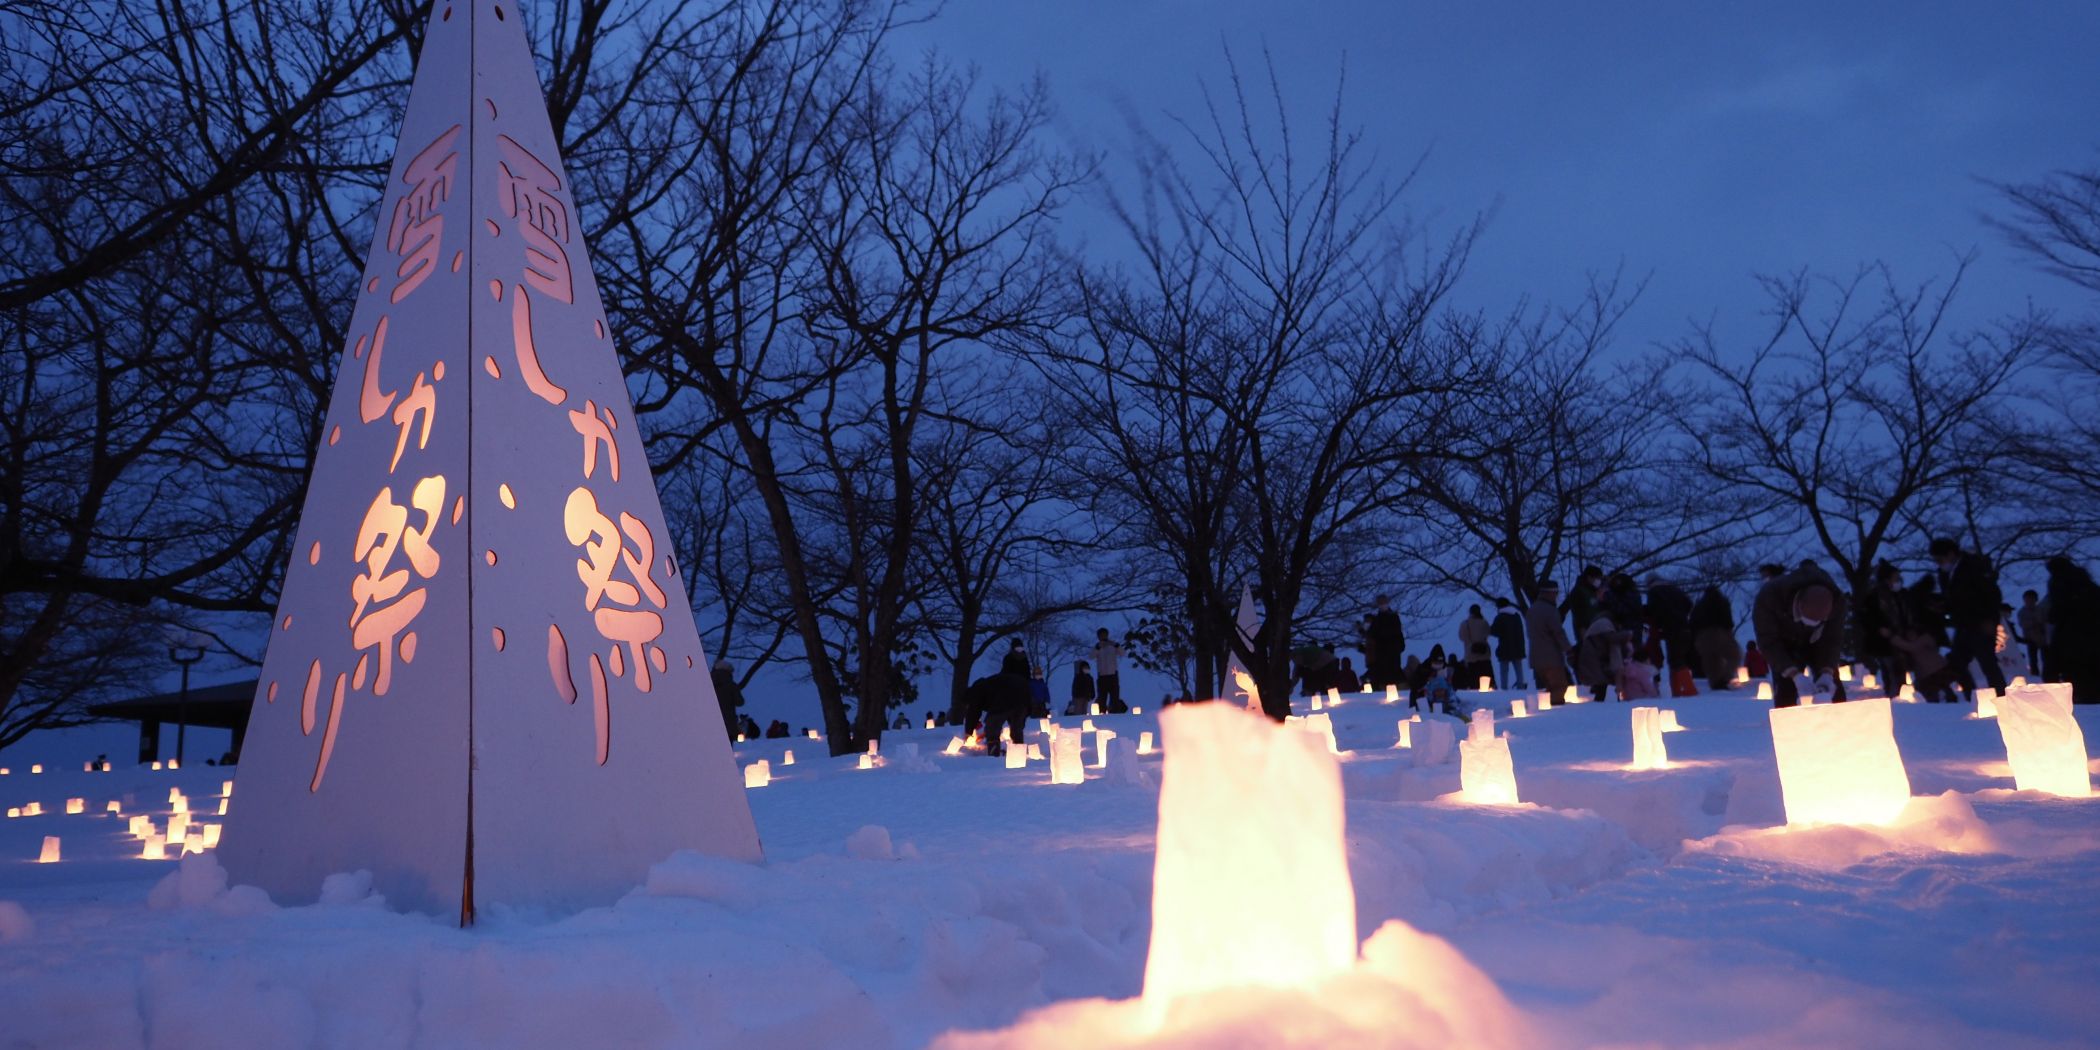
left=856, top=753, right=874, bottom=771
left=1131, top=706, right=1143, bottom=715
left=1049, top=731, right=1086, bottom=784
left=167, top=788, right=182, bottom=804
left=1660, top=709, right=1684, bottom=732
left=1005, top=739, right=1029, bottom=770
left=1861, top=672, right=1879, bottom=691
left=2010, top=676, right=2029, bottom=688
left=22, top=802, right=42, bottom=816
left=30, top=764, right=41, bottom=774
left=172, top=796, right=189, bottom=815
left=1896, top=683, right=1918, bottom=702
left=924, top=716, right=935, bottom=729
left=866, top=739, right=879, bottom=756
left=743, top=760, right=771, bottom=788
left=782, top=750, right=796, bottom=766
left=1469, top=708, right=1494, bottom=742
left=943, top=736, right=964, bottom=756
left=38, top=837, right=60, bottom=863
left=1082, top=719, right=1096, bottom=733
left=807, top=729, right=821, bottom=740
left=4, top=808, right=16, bottom=819
left=1972, top=689, right=1998, bottom=719
left=1142, top=703, right=1356, bottom=1009
left=65, top=798, right=84, bottom=815
left=1138, top=731, right=1155, bottom=755
left=83, top=762, right=93, bottom=773
left=1305, top=712, right=1340, bottom=754
left=1459, top=731, right=1520, bottom=805
left=1734, top=666, right=1750, bottom=685
left=1028, top=743, right=1044, bottom=760
left=1510, top=700, right=1528, bottom=719
left=1095, top=729, right=1118, bottom=768
left=1476, top=676, right=1491, bottom=692
left=1310, top=693, right=1323, bottom=712
left=1326, top=687, right=1341, bottom=707
left=216, top=798, right=228, bottom=816
left=1755, top=681, right=1774, bottom=701
left=201, top=824, right=222, bottom=849
left=151, top=762, right=162, bottom=771
left=1394, top=720, right=1413, bottom=749
left=1993, top=684, right=2090, bottom=797
left=1535, top=691, right=1552, bottom=711
left=104, top=801, right=120, bottom=814
left=1385, top=684, right=1400, bottom=705
left=1232, top=668, right=1262, bottom=714
left=0, top=767, right=8, bottom=775
left=128, top=816, right=149, bottom=838
left=141, top=837, right=167, bottom=861
left=1091, top=702, right=1103, bottom=717
left=1768, top=698, right=1912, bottom=826
left=222, top=780, right=234, bottom=796
left=167, top=813, right=190, bottom=843
left=1629, top=706, right=1669, bottom=771
left=166, top=759, right=178, bottom=770
left=1838, top=665, right=1853, bottom=682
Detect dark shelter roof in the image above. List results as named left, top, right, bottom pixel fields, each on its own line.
left=87, top=679, right=257, bottom=729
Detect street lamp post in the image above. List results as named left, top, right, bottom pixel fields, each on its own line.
left=168, top=638, right=206, bottom=765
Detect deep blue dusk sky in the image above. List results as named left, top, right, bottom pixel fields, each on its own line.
left=908, top=1, right=2100, bottom=350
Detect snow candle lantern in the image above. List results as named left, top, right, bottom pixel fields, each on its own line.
left=105, top=801, right=120, bottom=814
left=1458, top=733, right=1520, bottom=805
left=1734, top=666, right=1750, bottom=686
left=1394, top=720, right=1413, bottom=749
left=1414, top=719, right=1456, bottom=767
left=1326, top=687, right=1341, bottom=707
left=1628, top=706, right=1668, bottom=771
left=1973, top=689, right=1998, bottom=719
left=1768, top=698, right=1912, bottom=826
left=1993, top=683, right=2090, bottom=797
left=1305, top=712, right=1340, bottom=754
left=1028, top=743, right=1044, bottom=760
left=202, top=824, right=223, bottom=849
left=1142, top=703, right=1356, bottom=1010
left=151, top=762, right=162, bottom=771
left=807, top=729, right=821, bottom=740
left=1535, top=691, right=1552, bottom=711
left=856, top=753, right=874, bottom=771
left=1476, top=676, right=1491, bottom=692
left=1310, top=693, right=1323, bottom=712
left=743, top=760, right=770, bottom=788
left=38, top=836, right=60, bottom=863
left=1660, top=709, right=1683, bottom=732
left=4, top=808, right=16, bottom=819
left=167, top=759, right=178, bottom=770
left=924, top=716, right=935, bottom=729
left=1861, top=672, right=1879, bottom=691
left=1469, top=708, right=1494, bottom=743
left=22, top=802, right=41, bottom=816
left=1049, top=731, right=1085, bottom=785
left=944, top=736, right=964, bottom=756
left=1095, top=729, right=1118, bottom=768
left=1138, top=731, right=1155, bottom=755
left=1897, top=683, right=1918, bottom=702
left=867, top=739, right=879, bottom=756
left=65, top=798, right=84, bottom=815
left=1755, top=681, right=1774, bottom=701
left=30, top=764, right=41, bottom=774
left=141, top=837, right=166, bottom=861
left=1510, top=700, right=1528, bottom=719
left=1838, top=665, right=1853, bottom=682
left=782, top=750, right=795, bottom=766
left=1005, top=739, right=1028, bottom=770
left=1091, top=702, right=1103, bottom=717
left=1385, top=684, right=1400, bottom=705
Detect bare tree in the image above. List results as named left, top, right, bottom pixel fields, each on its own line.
left=1046, top=52, right=1485, bottom=716
left=1672, top=260, right=2045, bottom=594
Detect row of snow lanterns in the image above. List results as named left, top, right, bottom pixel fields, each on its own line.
left=12, top=780, right=235, bottom=863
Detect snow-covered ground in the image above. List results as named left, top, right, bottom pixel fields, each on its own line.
left=2, top=685, right=2096, bottom=1048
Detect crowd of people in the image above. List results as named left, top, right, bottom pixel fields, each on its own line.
left=1314, top=539, right=2098, bottom=711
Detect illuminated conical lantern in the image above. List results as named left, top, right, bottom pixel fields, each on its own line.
left=221, top=0, right=761, bottom=921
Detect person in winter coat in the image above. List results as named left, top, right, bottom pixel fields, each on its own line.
left=1066, top=660, right=1096, bottom=716
left=2015, top=589, right=2049, bottom=680
left=1578, top=613, right=1629, bottom=702
left=1689, top=586, right=1740, bottom=691
left=1367, top=596, right=1406, bottom=689
left=1744, top=640, right=1768, bottom=680
left=1751, top=562, right=1849, bottom=708
left=1000, top=638, right=1031, bottom=676
left=1457, top=604, right=1494, bottom=688
left=711, top=659, right=746, bottom=741
left=1090, top=628, right=1125, bottom=712
left=1931, top=537, right=2007, bottom=697
left=1420, top=655, right=1456, bottom=713
left=983, top=667, right=1032, bottom=754
left=1409, top=644, right=1450, bottom=709
left=1565, top=566, right=1605, bottom=640
left=1490, top=599, right=1528, bottom=690
left=1645, top=577, right=1695, bottom=680
left=1027, top=665, right=1051, bottom=718
left=1854, top=562, right=1907, bottom=694
left=1335, top=657, right=1363, bottom=693
left=1527, top=582, right=1573, bottom=702
left=2045, top=556, right=2099, bottom=703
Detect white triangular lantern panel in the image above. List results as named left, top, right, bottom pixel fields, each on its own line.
left=220, top=0, right=761, bottom=920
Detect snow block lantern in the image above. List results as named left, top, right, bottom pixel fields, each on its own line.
left=1394, top=720, right=1413, bottom=749
left=1629, top=706, right=1668, bottom=771
left=1143, top=703, right=1355, bottom=1008
left=1050, top=731, right=1086, bottom=785
left=1994, top=683, right=2090, bottom=797
left=742, top=761, right=770, bottom=789
left=1458, top=734, right=1520, bottom=805
left=1414, top=719, right=1457, bottom=767
left=1768, top=697, right=1911, bottom=826
left=219, top=0, right=762, bottom=921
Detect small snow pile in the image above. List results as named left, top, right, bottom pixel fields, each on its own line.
left=643, top=850, right=771, bottom=903
left=1689, top=790, right=2005, bottom=867
left=883, top=742, right=941, bottom=774
left=0, top=900, right=30, bottom=943
left=146, top=854, right=275, bottom=915
left=932, top=921, right=1536, bottom=1049
left=317, top=870, right=384, bottom=908
left=847, top=824, right=904, bottom=861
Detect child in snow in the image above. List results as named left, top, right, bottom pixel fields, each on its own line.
left=1067, top=661, right=1096, bottom=716
left=1421, top=657, right=1456, bottom=713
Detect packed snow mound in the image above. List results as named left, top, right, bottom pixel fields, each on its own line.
left=932, top=920, right=1539, bottom=1049
left=1686, top=791, right=2004, bottom=867
left=147, top=854, right=274, bottom=915
left=0, top=900, right=30, bottom=943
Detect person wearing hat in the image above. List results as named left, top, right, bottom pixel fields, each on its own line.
left=711, top=658, right=745, bottom=741
left=1526, top=581, right=1573, bottom=703
left=1751, top=561, right=1850, bottom=707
